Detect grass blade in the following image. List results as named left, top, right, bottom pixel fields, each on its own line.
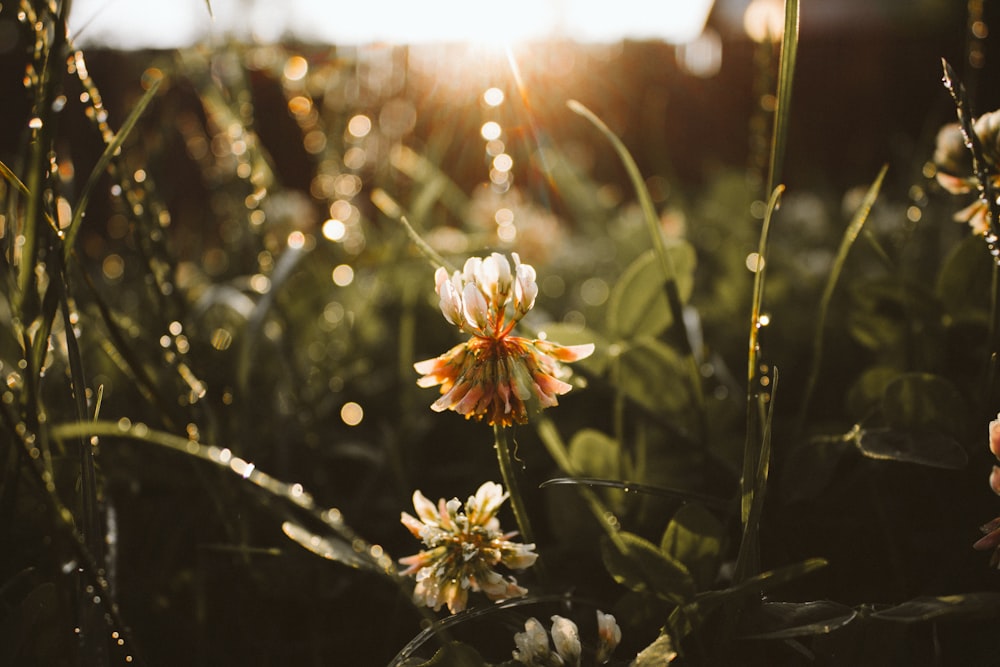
left=742, top=185, right=783, bottom=528
left=766, top=0, right=800, bottom=195
left=567, top=99, right=705, bottom=422
left=62, top=76, right=162, bottom=261
left=0, top=159, right=30, bottom=196
left=798, top=165, right=887, bottom=430
left=735, top=368, right=777, bottom=583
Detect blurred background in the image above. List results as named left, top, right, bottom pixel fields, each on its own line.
left=2, top=1, right=1000, bottom=665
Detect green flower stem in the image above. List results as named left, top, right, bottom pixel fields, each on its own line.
left=493, top=423, right=535, bottom=547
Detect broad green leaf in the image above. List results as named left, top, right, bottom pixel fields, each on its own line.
left=870, top=593, right=1000, bottom=622
left=844, top=365, right=900, bottom=421
left=606, top=246, right=696, bottom=340
left=536, top=322, right=610, bottom=375
left=614, top=336, right=691, bottom=415
left=854, top=428, right=968, bottom=470
left=632, top=632, right=678, bottom=666
left=567, top=431, right=624, bottom=514
left=936, top=235, right=993, bottom=324
left=670, top=558, right=829, bottom=637
left=780, top=435, right=850, bottom=502
left=568, top=429, right=620, bottom=479
left=281, top=521, right=374, bottom=571
left=660, top=503, right=725, bottom=590
left=881, top=372, right=966, bottom=435
left=600, top=531, right=696, bottom=605
left=847, top=280, right=943, bottom=354
left=738, top=600, right=857, bottom=639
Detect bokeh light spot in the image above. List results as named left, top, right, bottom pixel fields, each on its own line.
left=745, top=252, right=766, bottom=273
left=283, top=55, right=308, bottom=81
left=102, top=254, right=124, bottom=281
left=341, top=402, right=363, bottom=426
left=481, top=121, right=502, bottom=141
left=347, top=114, right=372, bottom=138
left=493, top=153, right=513, bottom=172
left=483, top=87, right=505, bottom=106
left=332, top=264, right=355, bottom=286
left=323, top=218, right=346, bottom=241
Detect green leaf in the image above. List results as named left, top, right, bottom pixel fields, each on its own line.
left=600, top=531, right=696, bottom=604
left=606, top=246, right=696, bottom=340
left=739, top=600, right=857, bottom=639
left=845, top=366, right=900, bottom=421
left=847, top=280, right=943, bottom=354
left=660, top=503, right=726, bottom=591
left=536, top=322, right=610, bottom=375
left=854, top=428, right=967, bottom=470
left=881, top=372, right=966, bottom=435
left=280, top=521, right=374, bottom=571
left=614, top=337, right=691, bottom=415
left=567, top=431, right=624, bottom=512
left=936, top=235, right=993, bottom=324
left=780, top=435, right=850, bottom=502
left=870, top=593, right=1000, bottom=623
left=569, top=429, right=620, bottom=478
left=670, top=558, right=829, bottom=637
left=632, top=631, right=678, bottom=666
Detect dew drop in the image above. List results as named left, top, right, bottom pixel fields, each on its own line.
left=28, top=117, right=42, bottom=129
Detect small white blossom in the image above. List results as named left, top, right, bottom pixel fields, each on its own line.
left=399, top=482, right=537, bottom=614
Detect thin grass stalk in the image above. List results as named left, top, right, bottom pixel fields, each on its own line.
left=56, top=264, right=109, bottom=666
left=742, top=186, right=782, bottom=530
left=797, top=165, right=887, bottom=432
left=735, top=368, right=777, bottom=584
left=567, top=99, right=706, bottom=428
left=16, top=4, right=62, bottom=314
left=61, top=76, right=162, bottom=260
left=49, top=420, right=402, bottom=579
left=765, top=0, right=800, bottom=196
left=77, top=268, right=180, bottom=429
left=0, top=404, right=142, bottom=665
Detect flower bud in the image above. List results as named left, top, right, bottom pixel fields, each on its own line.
left=989, top=414, right=1000, bottom=460
left=550, top=615, right=581, bottom=667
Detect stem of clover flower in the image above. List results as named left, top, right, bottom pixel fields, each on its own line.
left=493, top=423, right=536, bottom=547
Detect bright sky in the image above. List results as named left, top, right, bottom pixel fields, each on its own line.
left=68, top=0, right=715, bottom=49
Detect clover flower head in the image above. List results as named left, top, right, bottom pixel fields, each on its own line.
left=511, top=611, right=620, bottom=667
left=399, top=481, right=537, bottom=614
left=513, top=615, right=579, bottom=667
left=415, top=253, right=594, bottom=426
left=933, top=109, right=1000, bottom=236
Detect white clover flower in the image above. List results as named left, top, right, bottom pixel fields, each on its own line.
left=399, top=482, right=537, bottom=614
